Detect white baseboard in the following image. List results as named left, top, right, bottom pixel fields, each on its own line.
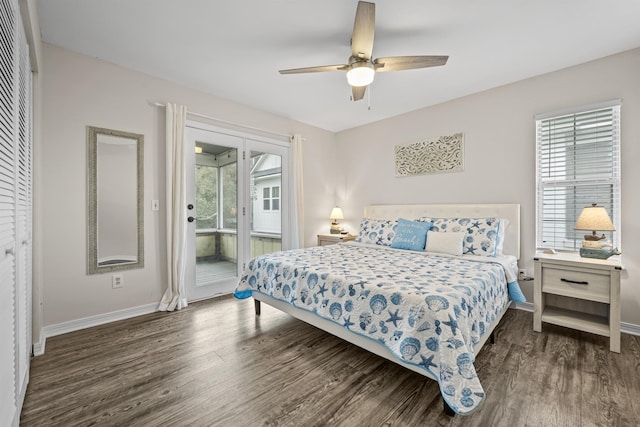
left=513, top=301, right=533, bottom=312
left=512, top=301, right=639, bottom=336
left=35, top=303, right=159, bottom=355
left=32, top=334, right=46, bottom=356
left=621, top=321, right=640, bottom=336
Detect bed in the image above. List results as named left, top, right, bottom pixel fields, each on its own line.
left=234, top=204, right=522, bottom=415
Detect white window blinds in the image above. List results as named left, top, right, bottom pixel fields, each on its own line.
left=536, top=101, right=621, bottom=251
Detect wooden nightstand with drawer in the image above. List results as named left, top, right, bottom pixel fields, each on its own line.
left=317, top=233, right=356, bottom=246
left=533, top=251, right=623, bottom=352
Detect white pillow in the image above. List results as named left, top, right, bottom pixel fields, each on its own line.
left=425, top=231, right=465, bottom=256
left=495, top=218, right=510, bottom=255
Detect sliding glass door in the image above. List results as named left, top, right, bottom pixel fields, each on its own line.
left=185, top=123, right=289, bottom=301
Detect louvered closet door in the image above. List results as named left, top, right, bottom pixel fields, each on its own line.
left=0, top=0, right=32, bottom=420
left=15, top=12, right=32, bottom=404
left=0, top=0, right=18, bottom=419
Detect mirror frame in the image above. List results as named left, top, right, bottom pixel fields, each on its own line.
left=87, top=125, right=144, bottom=274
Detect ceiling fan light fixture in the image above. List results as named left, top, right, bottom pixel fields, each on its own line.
left=346, top=62, right=375, bottom=87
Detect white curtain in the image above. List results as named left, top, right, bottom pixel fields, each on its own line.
left=289, top=134, right=304, bottom=249
left=159, top=103, right=188, bottom=311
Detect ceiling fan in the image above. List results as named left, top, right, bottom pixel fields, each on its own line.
left=279, top=1, right=449, bottom=101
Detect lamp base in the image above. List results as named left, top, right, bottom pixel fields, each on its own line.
left=330, top=223, right=342, bottom=234
left=584, top=233, right=606, bottom=241
left=582, top=240, right=610, bottom=249
left=579, top=247, right=620, bottom=259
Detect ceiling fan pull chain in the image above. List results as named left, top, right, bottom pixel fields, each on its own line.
left=367, top=86, right=371, bottom=110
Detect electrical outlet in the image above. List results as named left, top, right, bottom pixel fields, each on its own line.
left=518, top=269, right=526, bottom=281
left=112, top=274, right=123, bottom=289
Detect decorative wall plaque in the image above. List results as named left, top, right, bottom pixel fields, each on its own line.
left=394, top=132, right=464, bottom=176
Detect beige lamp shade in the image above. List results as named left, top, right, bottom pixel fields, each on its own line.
left=329, top=207, right=344, bottom=221
left=329, top=207, right=344, bottom=234
left=575, top=204, right=615, bottom=232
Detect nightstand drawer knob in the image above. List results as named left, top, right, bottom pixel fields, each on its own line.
left=560, top=278, right=589, bottom=285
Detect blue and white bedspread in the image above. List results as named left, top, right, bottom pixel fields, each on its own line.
left=235, top=242, right=519, bottom=415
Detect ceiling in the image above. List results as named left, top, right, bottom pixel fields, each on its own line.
left=36, top=0, right=640, bottom=133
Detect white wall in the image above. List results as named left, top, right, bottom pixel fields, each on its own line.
left=39, top=42, right=640, bottom=332
left=336, top=48, right=640, bottom=327
left=39, top=44, right=337, bottom=327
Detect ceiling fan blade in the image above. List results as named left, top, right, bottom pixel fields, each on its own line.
left=351, top=85, right=366, bottom=101
left=374, top=55, right=448, bottom=72
left=279, top=64, right=348, bottom=74
left=351, top=1, right=375, bottom=59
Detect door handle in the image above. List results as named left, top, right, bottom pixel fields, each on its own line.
left=187, top=216, right=195, bottom=223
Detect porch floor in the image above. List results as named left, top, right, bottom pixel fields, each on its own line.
left=196, top=259, right=237, bottom=287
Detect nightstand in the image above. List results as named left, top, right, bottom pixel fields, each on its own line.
left=533, top=251, right=623, bottom=352
left=317, top=233, right=356, bottom=246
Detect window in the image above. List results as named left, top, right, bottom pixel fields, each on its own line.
left=272, top=186, right=280, bottom=211
left=195, top=164, right=217, bottom=229
left=221, top=161, right=237, bottom=229
left=536, top=101, right=621, bottom=251
left=263, top=187, right=270, bottom=210
left=262, top=186, right=280, bottom=211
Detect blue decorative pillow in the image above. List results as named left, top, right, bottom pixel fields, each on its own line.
left=417, top=217, right=504, bottom=257
left=355, top=218, right=398, bottom=246
left=390, top=218, right=433, bottom=251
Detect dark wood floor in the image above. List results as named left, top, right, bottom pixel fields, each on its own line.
left=21, top=295, right=640, bottom=426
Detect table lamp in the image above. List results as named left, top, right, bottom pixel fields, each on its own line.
left=329, top=207, right=344, bottom=234
left=574, top=203, right=618, bottom=258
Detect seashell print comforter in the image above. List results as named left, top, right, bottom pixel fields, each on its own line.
left=235, top=242, right=519, bottom=415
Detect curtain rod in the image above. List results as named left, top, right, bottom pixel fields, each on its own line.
left=151, top=102, right=293, bottom=140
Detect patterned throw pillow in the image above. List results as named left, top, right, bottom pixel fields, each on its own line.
left=355, top=218, right=398, bottom=246
left=417, top=217, right=504, bottom=257
left=390, top=218, right=433, bottom=251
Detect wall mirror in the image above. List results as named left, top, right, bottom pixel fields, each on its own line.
left=87, top=126, right=144, bottom=274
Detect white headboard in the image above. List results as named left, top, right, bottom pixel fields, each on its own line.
left=364, top=204, right=521, bottom=259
